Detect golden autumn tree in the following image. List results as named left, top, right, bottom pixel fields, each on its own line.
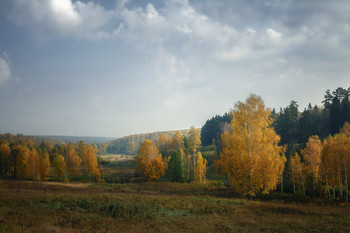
left=166, top=137, right=173, bottom=155
left=172, top=131, right=184, bottom=151
left=14, top=144, right=30, bottom=179
left=157, top=133, right=169, bottom=156
left=38, top=149, right=50, bottom=180
left=67, top=142, right=81, bottom=177
left=188, top=126, right=202, bottom=181
left=82, top=145, right=101, bottom=181
left=136, top=140, right=168, bottom=181
left=321, top=126, right=350, bottom=202
left=0, top=141, right=11, bottom=176
left=188, top=126, right=201, bottom=153
left=77, top=140, right=87, bottom=159
left=195, top=152, right=207, bottom=184
left=215, top=94, right=286, bottom=196
left=289, top=153, right=306, bottom=194
left=301, top=135, right=322, bottom=191
left=60, top=143, right=67, bottom=158
left=340, top=121, right=350, bottom=137
left=53, top=154, right=66, bottom=180
left=27, top=148, right=40, bottom=180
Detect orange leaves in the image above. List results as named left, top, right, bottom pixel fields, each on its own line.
left=14, top=144, right=30, bottom=179
left=172, top=131, right=184, bottom=151
left=38, top=149, right=50, bottom=180
left=83, top=145, right=101, bottom=181
left=216, top=94, right=286, bottom=196
left=0, top=142, right=11, bottom=175
left=27, top=148, right=40, bottom=180
left=157, top=133, right=169, bottom=154
left=288, top=123, right=350, bottom=200
left=289, top=152, right=306, bottom=194
left=145, top=155, right=168, bottom=181
left=188, top=126, right=201, bottom=153
left=321, top=126, right=350, bottom=201
left=195, top=152, right=207, bottom=184
left=136, top=140, right=168, bottom=181
left=138, top=139, right=160, bottom=161
left=301, top=135, right=322, bottom=188
left=53, top=154, right=66, bottom=180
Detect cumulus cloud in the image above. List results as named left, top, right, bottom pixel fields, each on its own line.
left=6, top=0, right=115, bottom=40
left=0, top=53, right=13, bottom=86
left=2, top=0, right=350, bottom=108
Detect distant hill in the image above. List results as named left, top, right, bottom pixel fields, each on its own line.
left=36, top=135, right=116, bottom=144
left=107, top=129, right=192, bottom=155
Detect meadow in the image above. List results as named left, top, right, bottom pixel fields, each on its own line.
left=1, top=176, right=349, bottom=232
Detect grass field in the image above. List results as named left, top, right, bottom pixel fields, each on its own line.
left=98, top=154, right=137, bottom=183
left=99, top=154, right=135, bottom=163
left=0, top=179, right=349, bottom=233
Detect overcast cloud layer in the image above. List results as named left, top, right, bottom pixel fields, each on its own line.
left=0, top=0, right=349, bottom=137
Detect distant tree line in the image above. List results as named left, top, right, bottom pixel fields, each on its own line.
left=0, top=134, right=101, bottom=181
left=201, top=87, right=350, bottom=154
left=135, top=127, right=207, bottom=184
left=107, top=129, right=191, bottom=155
left=200, top=87, right=350, bottom=201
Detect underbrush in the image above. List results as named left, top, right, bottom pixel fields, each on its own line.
left=0, top=180, right=349, bottom=233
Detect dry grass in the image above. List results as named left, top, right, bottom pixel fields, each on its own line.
left=0, top=180, right=349, bottom=233
left=99, top=154, right=135, bottom=162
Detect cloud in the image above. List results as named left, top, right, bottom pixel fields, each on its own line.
left=0, top=53, right=13, bottom=86
left=153, top=48, right=190, bottom=87
left=2, top=0, right=350, bottom=110
left=6, top=0, right=115, bottom=40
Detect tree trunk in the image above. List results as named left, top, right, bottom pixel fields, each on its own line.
left=344, top=159, right=349, bottom=203
left=193, top=152, right=196, bottom=183
left=311, top=155, right=315, bottom=192
left=298, top=163, right=305, bottom=195
left=337, top=155, right=342, bottom=200
left=323, top=163, right=331, bottom=201
left=33, top=158, right=35, bottom=180
left=332, top=171, right=336, bottom=200
left=281, top=174, right=284, bottom=193
left=291, top=163, right=296, bottom=194
left=325, top=175, right=331, bottom=201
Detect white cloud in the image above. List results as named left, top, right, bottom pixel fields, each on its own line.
left=8, top=0, right=115, bottom=40
left=3, top=0, right=350, bottom=120
left=0, top=53, right=13, bottom=86
left=266, top=28, right=282, bottom=40
left=153, top=49, right=190, bottom=87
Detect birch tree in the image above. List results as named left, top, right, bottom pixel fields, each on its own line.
left=215, top=94, right=286, bottom=196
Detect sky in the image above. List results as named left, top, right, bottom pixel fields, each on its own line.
left=0, top=0, right=350, bottom=138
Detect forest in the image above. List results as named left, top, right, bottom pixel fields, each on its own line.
left=0, top=87, right=350, bottom=232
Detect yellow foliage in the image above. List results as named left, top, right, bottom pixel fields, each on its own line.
left=157, top=133, right=169, bottom=153
left=289, top=153, right=306, bottom=194
left=195, top=152, right=207, bottom=184
left=53, top=154, right=66, bottom=180
left=0, top=143, right=11, bottom=176
left=27, top=148, right=40, bottom=180
left=215, top=94, right=286, bottom=196
left=188, top=126, right=201, bottom=153
left=136, top=140, right=168, bottom=181
left=172, top=131, right=184, bottom=151
left=301, top=135, right=322, bottom=188
left=14, top=144, right=30, bottom=179
left=39, top=149, right=51, bottom=180
left=83, top=145, right=101, bottom=181
left=321, top=125, right=350, bottom=200
left=340, top=121, right=350, bottom=137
